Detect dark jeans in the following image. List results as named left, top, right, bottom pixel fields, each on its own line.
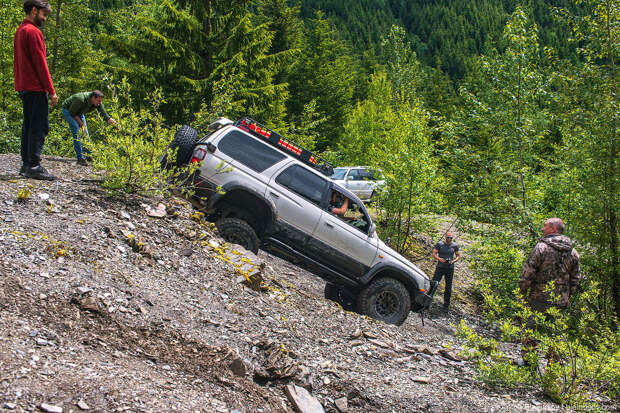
left=433, top=265, right=454, bottom=308
left=19, top=91, right=49, bottom=167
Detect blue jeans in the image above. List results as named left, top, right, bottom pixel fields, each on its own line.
left=62, top=108, right=90, bottom=160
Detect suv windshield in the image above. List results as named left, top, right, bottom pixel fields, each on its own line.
left=331, top=168, right=348, bottom=180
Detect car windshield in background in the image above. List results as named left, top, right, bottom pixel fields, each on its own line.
left=331, top=168, right=347, bottom=180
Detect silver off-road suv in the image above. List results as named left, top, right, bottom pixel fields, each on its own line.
left=165, top=117, right=434, bottom=325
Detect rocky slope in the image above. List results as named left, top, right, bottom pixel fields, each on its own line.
left=0, top=154, right=564, bottom=412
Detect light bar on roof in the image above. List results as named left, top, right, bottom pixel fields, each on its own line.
left=234, top=117, right=332, bottom=175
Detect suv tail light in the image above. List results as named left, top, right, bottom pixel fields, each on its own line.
left=191, top=147, right=207, bottom=164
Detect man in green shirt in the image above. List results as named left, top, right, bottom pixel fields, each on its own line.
left=62, top=90, right=116, bottom=165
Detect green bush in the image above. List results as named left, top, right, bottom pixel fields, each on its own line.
left=0, top=110, right=20, bottom=154
left=460, top=225, right=620, bottom=409
left=456, top=285, right=620, bottom=408
left=43, top=116, right=76, bottom=158
left=85, top=78, right=196, bottom=196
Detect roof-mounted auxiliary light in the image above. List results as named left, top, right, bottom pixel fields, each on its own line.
left=234, top=117, right=334, bottom=176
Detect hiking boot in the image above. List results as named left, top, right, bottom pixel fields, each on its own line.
left=25, top=165, right=57, bottom=181
left=77, top=158, right=88, bottom=166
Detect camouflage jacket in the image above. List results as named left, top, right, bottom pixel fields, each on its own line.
left=519, top=234, right=581, bottom=311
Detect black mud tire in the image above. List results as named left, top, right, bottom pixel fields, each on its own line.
left=216, top=218, right=260, bottom=254
left=166, top=125, right=198, bottom=167
left=324, top=283, right=358, bottom=312
left=358, top=277, right=411, bottom=325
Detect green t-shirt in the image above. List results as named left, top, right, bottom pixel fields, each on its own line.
left=62, top=92, right=111, bottom=120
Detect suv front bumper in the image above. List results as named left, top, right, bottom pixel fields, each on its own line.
left=415, top=280, right=439, bottom=308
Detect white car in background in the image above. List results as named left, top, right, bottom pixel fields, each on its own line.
left=331, top=166, right=385, bottom=201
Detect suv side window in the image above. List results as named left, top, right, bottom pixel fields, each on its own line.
left=348, top=169, right=361, bottom=180
left=360, top=169, right=373, bottom=180
left=218, top=130, right=286, bottom=172
left=276, top=165, right=328, bottom=206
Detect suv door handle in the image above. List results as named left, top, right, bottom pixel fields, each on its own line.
left=325, top=222, right=334, bottom=228
left=270, top=192, right=280, bottom=198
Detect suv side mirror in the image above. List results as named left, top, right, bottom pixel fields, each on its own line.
left=369, top=222, right=376, bottom=235
left=345, top=176, right=353, bottom=181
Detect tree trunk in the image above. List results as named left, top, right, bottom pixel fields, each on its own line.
left=400, top=177, right=414, bottom=252
left=201, top=0, right=212, bottom=73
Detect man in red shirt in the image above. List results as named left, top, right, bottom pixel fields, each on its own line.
left=14, top=0, right=58, bottom=180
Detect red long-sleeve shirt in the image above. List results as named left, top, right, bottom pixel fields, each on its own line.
left=13, top=19, right=55, bottom=95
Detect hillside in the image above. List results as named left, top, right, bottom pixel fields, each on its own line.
left=0, top=154, right=574, bottom=412
left=299, top=0, right=579, bottom=79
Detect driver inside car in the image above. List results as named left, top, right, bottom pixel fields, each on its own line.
left=328, top=190, right=349, bottom=216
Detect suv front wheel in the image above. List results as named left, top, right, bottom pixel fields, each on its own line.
left=358, top=277, right=411, bottom=325
left=216, top=218, right=260, bottom=254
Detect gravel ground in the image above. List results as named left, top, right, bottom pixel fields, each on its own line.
left=0, top=154, right=577, bottom=412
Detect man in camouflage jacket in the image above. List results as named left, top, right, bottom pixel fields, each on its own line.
left=519, top=218, right=581, bottom=312
left=519, top=218, right=581, bottom=363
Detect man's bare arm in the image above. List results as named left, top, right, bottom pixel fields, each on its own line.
left=432, top=248, right=446, bottom=263
left=452, top=250, right=461, bottom=263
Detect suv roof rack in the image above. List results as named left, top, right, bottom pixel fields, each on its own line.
left=235, top=117, right=334, bottom=176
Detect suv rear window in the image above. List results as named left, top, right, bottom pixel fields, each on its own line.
left=276, top=165, right=328, bottom=206
left=218, top=130, right=286, bottom=172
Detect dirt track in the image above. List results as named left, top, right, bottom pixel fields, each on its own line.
left=0, top=154, right=567, bottom=412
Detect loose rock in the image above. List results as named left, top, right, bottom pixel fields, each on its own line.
left=40, top=403, right=63, bottom=413
left=229, top=358, right=246, bottom=377
left=285, top=384, right=325, bottom=413
left=334, top=397, right=348, bottom=413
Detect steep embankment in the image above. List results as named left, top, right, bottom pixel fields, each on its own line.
left=0, top=154, right=562, bottom=412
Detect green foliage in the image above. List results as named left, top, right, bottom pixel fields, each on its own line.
left=287, top=11, right=354, bottom=149
left=339, top=71, right=440, bottom=252
left=442, top=7, right=551, bottom=233
left=0, top=1, right=22, bottom=117
left=285, top=100, right=326, bottom=152
left=45, top=0, right=102, bottom=90
left=85, top=77, right=192, bottom=196
left=455, top=319, right=534, bottom=388
left=549, top=0, right=619, bottom=319
left=456, top=300, right=620, bottom=407
left=99, top=0, right=293, bottom=128
left=465, top=224, right=527, bottom=319
left=380, top=25, right=420, bottom=101
left=0, top=111, right=20, bottom=154
left=463, top=218, right=620, bottom=408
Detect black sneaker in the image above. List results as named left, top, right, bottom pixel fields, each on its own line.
left=77, top=158, right=88, bottom=166
left=25, top=165, right=57, bottom=181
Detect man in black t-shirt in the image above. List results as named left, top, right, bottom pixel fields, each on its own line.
left=432, top=232, right=460, bottom=310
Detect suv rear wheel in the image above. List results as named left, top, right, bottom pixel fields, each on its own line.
left=358, top=277, right=411, bottom=325
left=324, top=283, right=357, bottom=311
left=216, top=218, right=260, bottom=254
